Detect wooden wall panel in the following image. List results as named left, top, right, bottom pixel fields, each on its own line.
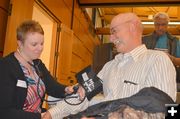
left=71, top=33, right=94, bottom=84
left=83, top=34, right=95, bottom=53
left=3, top=0, right=34, bottom=56
left=57, top=73, right=70, bottom=86
left=71, top=53, right=84, bottom=73
left=73, top=1, right=100, bottom=49
left=56, top=24, right=73, bottom=85
left=72, top=36, right=87, bottom=57
left=42, top=0, right=72, bottom=28
left=0, top=0, right=10, bottom=56
left=69, top=72, right=77, bottom=84
left=48, top=23, right=58, bottom=74
left=59, top=71, right=78, bottom=86
left=72, top=16, right=95, bottom=54
left=72, top=35, right=93, bottom=65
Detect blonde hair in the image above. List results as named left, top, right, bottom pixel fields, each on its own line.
left=16, top=20, right=44, bottom=43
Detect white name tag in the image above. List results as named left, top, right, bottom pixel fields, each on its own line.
left=16, top=80, right=27, bottom=88
left=82, top=72, right=89, bottom=81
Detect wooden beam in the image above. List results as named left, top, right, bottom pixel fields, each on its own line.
left=95, top=27, right=180, bottom=35
left=178, top=7, right=180, bottom=20
left=102, top=15, right=164, bottom=24
left=78, top=0, right=180, bottom=7
left=96, top=27, right=110, bottom=35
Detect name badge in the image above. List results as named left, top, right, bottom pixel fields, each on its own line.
left=16, top=80, right=27, bottom=88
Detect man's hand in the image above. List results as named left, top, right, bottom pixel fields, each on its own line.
left=166, top=53, right=175, bottom=62
left=166, top=53, right=180, bottom=66
left=77, top=85, right=86, bottom=100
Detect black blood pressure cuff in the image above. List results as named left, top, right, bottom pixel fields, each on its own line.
left=75, top=66, right=103, bottom=100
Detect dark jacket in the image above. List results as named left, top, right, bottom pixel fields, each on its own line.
left=0, top=52, right=66, bottom=119
left=67, top=87, right=175, bottom=119
left=143, top=32, right=180, bottom=83
left=142, top=32, right=178, bottom=57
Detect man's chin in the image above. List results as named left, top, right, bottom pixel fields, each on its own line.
left=157, top=32, right=166, bottom=36
left=116, top=46, right=123, bottom=53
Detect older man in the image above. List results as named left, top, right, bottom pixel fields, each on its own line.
left=143, top=12, right=180, bottom=66
left=43, top=13, right=176, bottom=119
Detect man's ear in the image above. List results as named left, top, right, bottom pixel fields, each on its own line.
left=130, top=20, right=138, bottom=33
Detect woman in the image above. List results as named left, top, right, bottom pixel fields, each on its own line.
left=0, top=20, right=76, bottom=119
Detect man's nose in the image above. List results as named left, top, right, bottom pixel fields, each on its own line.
left=158, top=25, right=165, bottom=29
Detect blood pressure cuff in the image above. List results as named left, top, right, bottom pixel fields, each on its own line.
left=75, top=66, right=103, bottom=100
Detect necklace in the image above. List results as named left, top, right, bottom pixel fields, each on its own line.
left=15, top=50, right=36, bottom=79
left=16, top=49, right=34, bottom=65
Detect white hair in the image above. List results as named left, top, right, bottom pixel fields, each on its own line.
left=153, top=12, right=170, bottom=22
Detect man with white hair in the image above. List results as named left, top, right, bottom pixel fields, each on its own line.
left=143, top=12, right=180, bottom=66
left=43, top=13, right=176, bottom=119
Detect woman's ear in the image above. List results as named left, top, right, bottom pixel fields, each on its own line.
left=17, top=40, right=23, bottom=50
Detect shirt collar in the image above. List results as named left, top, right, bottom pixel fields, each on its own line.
left=129, top=44, right=147, bottom=62
left=115, top=44, right=147, bottom=62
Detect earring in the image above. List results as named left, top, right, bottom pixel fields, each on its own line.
left=17, top=48, right=22, bottom=54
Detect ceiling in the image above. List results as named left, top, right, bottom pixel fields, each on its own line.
left=99, top=7, right=179, bottom=24
left=78, top=0, right=180, bottom=35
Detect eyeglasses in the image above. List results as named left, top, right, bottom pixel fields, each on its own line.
left=154, top=23, right=168, bottom=26
left=110, top=20, right=131, bottom=35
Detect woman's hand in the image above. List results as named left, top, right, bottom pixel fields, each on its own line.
left=65, top=85, right=74, bottom=94
left=65, top=84, right=86, bottom=100
left=41, top=112, right=46, bottom=118
left=41, top=111, right=52, bottom=119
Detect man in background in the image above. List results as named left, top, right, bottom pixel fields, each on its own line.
left=142, top=12, right=180, bottom=66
